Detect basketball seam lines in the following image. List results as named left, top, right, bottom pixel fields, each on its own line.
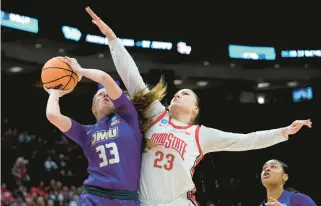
left=42, top=75, right=73, bottom=84
left=60, top=61, right=79, bottom=77
left=67, top=75, right=76, bottom=90
left=42, top=67, right=78, bottom=75
left=42, top=73, right=77, bottom=90
left=62, top=74, right=73, bottom=90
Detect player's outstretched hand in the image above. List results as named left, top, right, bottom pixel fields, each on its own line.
left=58, top=56, right=83, bottom=81
left=43, top=86, right=73, bottom=97
left=85, top=6, right=117, bottom=41
left=281, top=119, right=312, bottom=136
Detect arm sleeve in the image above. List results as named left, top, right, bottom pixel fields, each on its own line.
left=111, top=92, right=140, bottom=132
left=108, top=38, right=165, bottom=118
left=199, top=125, right=288, bottom=154
left=63, top=119, right=88, bottom=148
left=292, top=193, right=317, bottom=206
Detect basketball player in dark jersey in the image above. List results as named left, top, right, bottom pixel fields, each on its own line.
left=261, top=159, right=316, bottom=206
left=44, top=60, right=142, bottom=206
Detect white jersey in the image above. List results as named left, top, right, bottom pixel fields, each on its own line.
left=108, top=38, right=289, bottom=205
left=139, top=110, right=202, bottom=205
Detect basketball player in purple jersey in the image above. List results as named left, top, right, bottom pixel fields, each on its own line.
left=261, top=159, right=316, bottom=206
left=45, top=58, right=142, bottom=206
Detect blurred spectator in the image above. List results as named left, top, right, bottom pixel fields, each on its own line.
left=12, top=157, right=30, bottom=186
left=18, top=131, right=32, bottom=143
left=11, top=192, right=26, bottom=206
left=1, top=183, right=15, bottom=205
left=205, top=200, right=215, bottom=206
left=44, top=157, right=58, bottom=172
left=69, top=195, right=78, bottom=206
left=35, top=197, right=45, bottom=206
left=47, top=199, right=54, bottom=206
left=30, top=181, right=48, bottom=199
left=45, top=180, right=57, bottom=194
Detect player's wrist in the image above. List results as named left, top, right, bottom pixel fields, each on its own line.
left=76, top=67, right=85, bottom=75
left=49, top=90, right=62, bottom=98
left=105, top=30, right=117, bottom=42
left=281, top=126, right=290, bottom=137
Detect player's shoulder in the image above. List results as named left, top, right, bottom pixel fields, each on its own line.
left=197, top=124, right=210, bottom=132
left=291, top=192, right=316, bottom=205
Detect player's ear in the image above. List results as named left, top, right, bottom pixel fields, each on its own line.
left=283, top=174, right=288, bottom=183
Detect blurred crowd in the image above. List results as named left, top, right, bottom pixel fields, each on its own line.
left=1, top=115, right=318, bottom=206
left=1, top=181, right=80, bottom=206
left=1, top=117, right=246, bottom=206
left=1, top=118, right=87, bottom=206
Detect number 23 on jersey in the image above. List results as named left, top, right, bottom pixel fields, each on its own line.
left=96, top=142, right=120, bottom=167
left=153, top=151, right=175, bottom=171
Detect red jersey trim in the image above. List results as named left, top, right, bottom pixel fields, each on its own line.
left=187, top=125, right=204, bottom=206
left=194, top=125, right=203, bottom=156
left=168, top=116, right=193, bottom=130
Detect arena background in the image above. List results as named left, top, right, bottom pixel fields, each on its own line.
left=1, top=1, right=321, bottom=206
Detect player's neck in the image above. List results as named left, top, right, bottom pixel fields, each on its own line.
left=170, top=110, right=191, bottom=125
left=96, top=110, right=114, bottom=122
left=266, top=186, right=284, bottom=202
left=96, top=113, right=107, bottom=122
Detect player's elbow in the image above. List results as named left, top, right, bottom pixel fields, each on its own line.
left=46, top=112, right=71, bottom=132
left=100, top=73, right=113, bottom=86
left=46, top=111, right=61, bottom=124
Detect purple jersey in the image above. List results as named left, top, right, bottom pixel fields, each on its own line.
left=78, top=193, right=139, bottom=206
left=261, top=190, right=316, bottom=206
left=64, top=92, right=142, bottom=191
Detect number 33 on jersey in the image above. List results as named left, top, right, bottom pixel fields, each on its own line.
left=96, top=142, right=120, bottom=167
left=92, top=127, right=121, bottom=168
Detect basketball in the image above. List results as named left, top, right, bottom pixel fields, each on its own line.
left=41, top=57, right=78, bottom=90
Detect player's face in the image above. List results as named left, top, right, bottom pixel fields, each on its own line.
left=169, top=89, right=198, bottom=116
left=93, top=89, right=114, bottom=117
left=261, top=160, right=288, bottom=188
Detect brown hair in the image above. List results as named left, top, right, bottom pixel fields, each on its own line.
left=130, top=76, right=167, bottom=151
left=273, top=159, right=299, bottom=192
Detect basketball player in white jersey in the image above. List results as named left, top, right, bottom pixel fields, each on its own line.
left=83, top=7, right=312, bottom=206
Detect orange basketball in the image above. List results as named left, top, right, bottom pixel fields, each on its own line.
left=41, top=57, right=78, bottom=90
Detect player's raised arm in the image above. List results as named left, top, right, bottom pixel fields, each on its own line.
left=198, top=120, right=312, bottom=154
left=85, top=7, right=165, bottom=119
left=45, top=88, right=91, bottom=147
left=45, top=89, right=72, bottom=132
left=85, top=7, right=146, bottom=97
left=61, top=57, right=122, bottom=100
left=61, top=57, right=140, bottom=129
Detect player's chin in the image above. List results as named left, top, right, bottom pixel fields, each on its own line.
left=169, top=102, right=181, bottom=109
left=261, top=178, right=273, bottom=185
left=170, top=102, right=190, bottom=112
